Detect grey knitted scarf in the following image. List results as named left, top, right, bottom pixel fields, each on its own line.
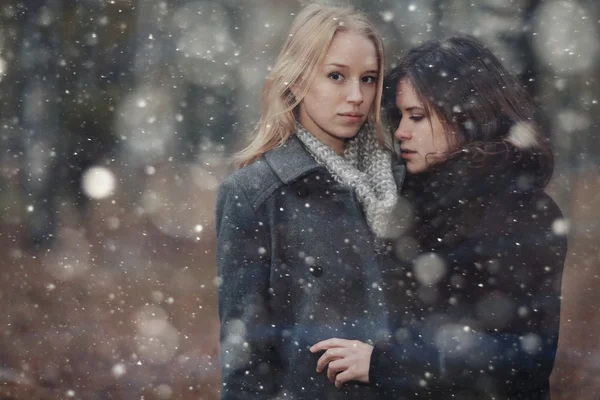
left=295, top=123, right=399, bottom=240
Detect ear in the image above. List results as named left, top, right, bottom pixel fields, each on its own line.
left=288, top=74, right=307, bottom=100
left=289, top=82, right=300, bottom=99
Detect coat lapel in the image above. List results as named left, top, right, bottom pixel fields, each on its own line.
left=264, top=136, right=323, bottom=184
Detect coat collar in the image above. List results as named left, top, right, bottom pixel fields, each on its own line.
left=264, top=135, right=407, bottom=189
left=264, top=135, right=323, bottom=184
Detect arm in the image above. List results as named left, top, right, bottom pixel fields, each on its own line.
left=216, top=177, right=280, bottom=399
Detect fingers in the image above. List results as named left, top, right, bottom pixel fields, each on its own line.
left=334, top=368, right=355, bottom=389
left=326, top=359, right=349, bottom=383
left=310, top=338, right=353, bottom=352
left=316, top=347, right=346, bottom=373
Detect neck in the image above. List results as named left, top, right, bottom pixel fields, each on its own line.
left=297, top=116, right=346, bottom=156
left=327, top=138, right=346, bottom=156
left=305, top=126, right=346, bottom=155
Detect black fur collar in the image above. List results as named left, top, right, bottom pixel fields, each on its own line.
left=401, top=142, right=548, bottom=250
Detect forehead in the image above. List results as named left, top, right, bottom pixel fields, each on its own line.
left=395, top=80, right=423, bottom=108
left=323, top=30, right=378, bottom=71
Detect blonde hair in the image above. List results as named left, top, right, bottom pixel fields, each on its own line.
left=235, top=3, right=385, bottom=167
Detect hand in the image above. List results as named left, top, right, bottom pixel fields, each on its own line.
left=310, top=338, right=373, bottom=389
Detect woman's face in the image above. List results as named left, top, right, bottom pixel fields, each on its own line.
left=394, top=79, right=453, bottom=174
left=297, top=30, right=379, bottom=154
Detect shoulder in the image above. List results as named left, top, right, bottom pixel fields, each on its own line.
left=218, top=136, right=323, bottom=210
left=217, top=157, right=282, bottom=211
left=481, top=189, right=567, bottom=255
left=495, top=188, right=564, bottom=227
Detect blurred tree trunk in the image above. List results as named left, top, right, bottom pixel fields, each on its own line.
left=18, top=0, right=63, bottom=248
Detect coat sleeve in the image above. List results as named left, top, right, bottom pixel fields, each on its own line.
left=370, top=199, right=567, bottom=396
left=215, top=177, right=281, bottom=399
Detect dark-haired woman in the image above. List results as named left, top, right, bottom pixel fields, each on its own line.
left=311, top=36, right=567, bottom=399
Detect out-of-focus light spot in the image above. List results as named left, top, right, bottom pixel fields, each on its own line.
left=134, top=323, right=180, bottom=365
left=0, top=57, right=7, bottom=78
left=521, top=333, right=542, bottom=354
left=172, top=2, right=238, bottom=87
left=557, top=110, right=591, bottom=133
left=112, top=363, right=126, bottom=378
left=152, top=291, right=165, bottom=303
left=382, top=197, right=413, bottom=238
left=154, top=384, right=173, bottom=399
left=518, top=306, right=530, bottom=318
left=507, top=122, right=537, bottom=149
left=434, top=324, right=477, bottom=355
left=533, top=0, right=598, bottom=75
left=380, top=11, right=394, bottom=22
left=135, top=305, right=169, bottom=336
left=394, top=328, right=411, bottom=343
left=116, top=85, right=177, bottom=164
left=106, top=216, right=120, bottom=230
left=82, top=166, right=116, bottom=200
left=225, top=319, right=246, bottom=342
left=394, top=235, right=419, bottom=262
left=552, top=218, right=570, bottom=236
left=213, top=276, right=222, bottom=287
left=413, top=253, right=446, bottom=286
left=142, top=163, right=217, bottom=240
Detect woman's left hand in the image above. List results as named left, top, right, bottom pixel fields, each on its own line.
left=310, top=338, right=373, bottom=388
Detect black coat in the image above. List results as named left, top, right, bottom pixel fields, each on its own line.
left=215, top=136, right=406, bottom=399
left=370, top=148, right=567, bottom=399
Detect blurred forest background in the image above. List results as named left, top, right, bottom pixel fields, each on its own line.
left=0, top=0, right=598, bottom=398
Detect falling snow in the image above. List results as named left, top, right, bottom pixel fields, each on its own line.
left=0, top=0, right=596, bottom=399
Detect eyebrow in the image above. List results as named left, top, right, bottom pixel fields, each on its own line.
left=325, top=63, right=378, bottom=74
left=395, top=104, right=425, bottom=112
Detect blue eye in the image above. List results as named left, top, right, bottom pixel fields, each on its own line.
left=328, top=72, right=343, bottom=81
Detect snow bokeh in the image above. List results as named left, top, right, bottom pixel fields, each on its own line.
left=0, top=0, right=597, bottom=398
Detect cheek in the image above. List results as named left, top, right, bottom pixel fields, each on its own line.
left=431, top=122, right=450, bottom=149
left=305, top=80, right=333, bottom=103
left=315, top=88, right=338, bottom=104
left=365, top=87, right=377, bottom=103
left=433, top=134, right=450, bottom=151
left=306, top=92, right=332, bottom=108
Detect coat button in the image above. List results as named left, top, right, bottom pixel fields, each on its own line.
left=310, top=265, right=323, bottom=277
left=297, top=186, right=309, bottom=198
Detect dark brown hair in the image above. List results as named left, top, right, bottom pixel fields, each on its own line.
left=384, top=36, right=554, bottom=186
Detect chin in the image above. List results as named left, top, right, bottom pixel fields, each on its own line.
left=407, top=164, right=426, bottom=174
left=333, top=128, right=361, bottom=140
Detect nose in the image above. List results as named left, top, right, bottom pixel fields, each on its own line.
left=394, top=120, right=412, bottom=141
left=346, top=80, right=363, bottom=106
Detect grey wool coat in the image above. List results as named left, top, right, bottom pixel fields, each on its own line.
left=215, top=135, right=406, bottom=399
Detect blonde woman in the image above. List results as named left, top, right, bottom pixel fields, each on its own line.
left=215, top=4, right=405, bottom=399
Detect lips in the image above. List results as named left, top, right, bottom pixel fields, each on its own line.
left=339, top=112, right=364, bottom=118
left=338, top=112, right=364, bottom=124
left=400, top=149, right=417, bottom=159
